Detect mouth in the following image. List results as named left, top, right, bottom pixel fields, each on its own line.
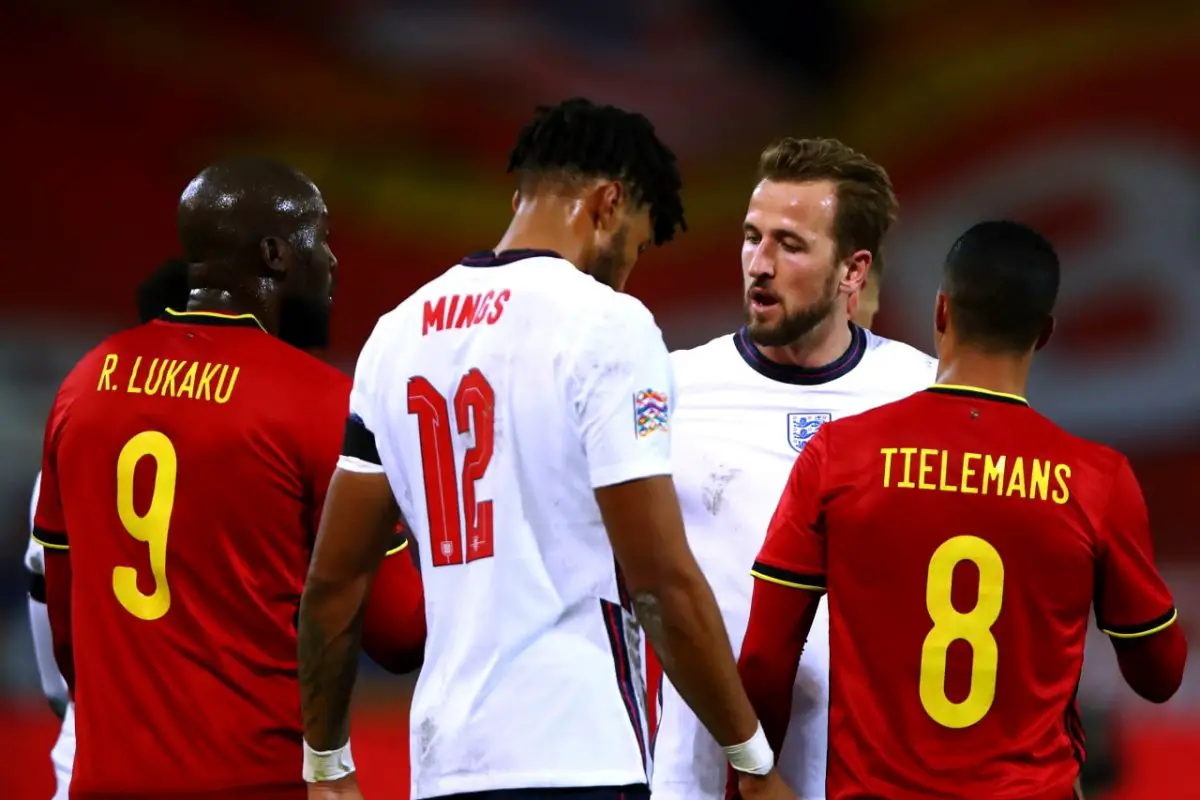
left=747, top=287, right=780, bottom=312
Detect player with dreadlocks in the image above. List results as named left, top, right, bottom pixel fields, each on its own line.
left=299, top=98, right=795, bottom=800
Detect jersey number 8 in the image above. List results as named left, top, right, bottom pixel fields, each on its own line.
left=407, top=369, right=496, bottom=567
left=918, top=534, right=1005, bottom=729
left=114, top=431, right=177, bottom=621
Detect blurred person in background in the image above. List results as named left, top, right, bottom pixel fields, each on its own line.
left=650, top=137, right=936, bottom=800
left=24, top=258, right=191, bottom=799
left=34, top=158, right=425, bottom=800
left=847, top=259, right=882, bottom=329
left=738, top=220, right=1187, bottom=800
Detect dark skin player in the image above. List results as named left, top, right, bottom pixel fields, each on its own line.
left=299, top=99, right=792, bottom=800
left=177, top=156, right=336, bottom=347
left=176, top=158, right=423, bottom=674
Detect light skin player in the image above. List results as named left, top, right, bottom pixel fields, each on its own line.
left=741, top=139, right=895, bottom=367
left=737, top=221, right=1187, bottom=799
left=847, top=265, right=881, bottom=329
left=299, top=99, right=794, bottom=800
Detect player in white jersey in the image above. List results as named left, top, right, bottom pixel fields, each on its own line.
left=650, top=138, right=937, bottom=800
left=26, top=471, right=74, bottom=799
left=22, top=259, right=191, bottom=798
left=298, top=99, right=796, bottom=800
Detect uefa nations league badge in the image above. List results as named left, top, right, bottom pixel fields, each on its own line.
left=787, top=412, right=831, bottom=453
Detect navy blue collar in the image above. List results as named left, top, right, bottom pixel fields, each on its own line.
left=733, top=323, right=867, bottom=385
left=461, top=249, right=563, bottom=268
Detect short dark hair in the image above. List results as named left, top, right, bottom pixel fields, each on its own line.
left=942, top=220, right=1060, bottom=353
left=758, top=137, right=898, bottom=265
left=507, top=98, right=686, bottom=246
left=136, top=259, right=191, bottom=323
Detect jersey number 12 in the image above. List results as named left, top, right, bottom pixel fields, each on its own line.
left=407, top=369, right=496, bottom=567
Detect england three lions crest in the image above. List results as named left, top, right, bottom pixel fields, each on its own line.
left=787, top=412, right=831, bottom=453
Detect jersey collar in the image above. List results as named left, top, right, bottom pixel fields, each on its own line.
left=925, top=384, right=1029, bottom=406
left=160, top=308, right=266, bottom=332
left=461, top=249, right=563, bottom=268
left=733, top=323, right=867, bottom=386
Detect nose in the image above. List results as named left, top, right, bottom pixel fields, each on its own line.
left=746, top=242, right=773, bottom=279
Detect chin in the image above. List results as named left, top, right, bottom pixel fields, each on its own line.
left=745, top=319, right=782, bottom=346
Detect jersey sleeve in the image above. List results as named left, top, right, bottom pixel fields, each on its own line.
left=24, top=472, right=45, bottom=575
left=339, top=322, right=387, bottom=476
left=385, top=519, right=410, bottom=556
left=1094, top=456, right=1177, bottom=638
left=570, top=297, right=674, bottom=489
left=751, top=425, right=831, bottom=593
left=32, top=401, right=68, bottom=552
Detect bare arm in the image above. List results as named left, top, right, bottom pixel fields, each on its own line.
left=597, top=475, right=759, bottom=747
left=299, top=469, right=398, bottom=752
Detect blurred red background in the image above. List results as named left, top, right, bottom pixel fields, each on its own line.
left=2, top=1, right=1197, bottom=797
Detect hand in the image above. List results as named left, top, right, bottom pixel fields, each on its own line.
left=307, top=774, right=363, bottom=799
left=736, top=769, right=797, bottom=800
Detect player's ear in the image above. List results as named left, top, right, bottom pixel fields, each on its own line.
left=1034, top=315, right=1055, bottom=351
left=511, top=190, right=520, bottom=213
left=842, top=251, right=871, bottom=294
left=591, top=180, right=623, bottom=232
left=934, top=291, right=949, bottom=336
left=260, top=236, right=291, bottom=277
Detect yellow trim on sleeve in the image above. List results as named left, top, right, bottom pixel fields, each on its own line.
left=750, top=568, right=825, bottom=593
left=384, top=539, right=409, bottom=557
left=1102, top=608, right=1178, bottom=639
left=31, top=535, right=69, bottom=551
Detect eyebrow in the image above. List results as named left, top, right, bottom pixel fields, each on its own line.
left=744, top=221, right=808, bottom=243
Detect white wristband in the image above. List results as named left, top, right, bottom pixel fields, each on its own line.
left=303, top=739, right=356, bottom=783
left=723, top=723, right=774, bottom=776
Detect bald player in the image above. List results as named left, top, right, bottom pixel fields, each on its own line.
left=35, top=158, right=425, bottom=800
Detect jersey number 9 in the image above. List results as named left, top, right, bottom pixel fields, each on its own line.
left=918, top=534, right=1005, bottom=729
left=408, top=369, right=496, bottom=568
left=114, top=431, right=177, bottom=621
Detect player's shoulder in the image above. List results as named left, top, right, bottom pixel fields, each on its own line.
left=54, top=325, right=141, bottom=398
left=1033, top=414, right=1129, bottom=474
left=858, top=328, right=938, bottom=383
left=669, top=332, right=738, bottom=378
left=821, top=383, right=939, bottom=444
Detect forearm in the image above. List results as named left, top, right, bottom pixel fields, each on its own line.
left=361, top=549, right=427, bottom=674
left=635, top=568, right=759, bottom=748
left=27, top=588, right=69, bottom=717
left=298, top=574, right=370, bottom=750
left=43, top=550, right=75, bottom=694
left=1112, top=622, right=1188, bottom=703
left=738, top=582, right=820, bottom=753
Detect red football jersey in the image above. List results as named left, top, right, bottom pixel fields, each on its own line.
left=33, top=310, right=406, bottom=798
left=754, top=384, right=1177, bottom=800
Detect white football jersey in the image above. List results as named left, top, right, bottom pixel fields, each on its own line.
left=25, top=471, right=75, bottom=799
left=341, top=250, right=673, bottom=799
left=651, top=325, right=937, bottom=800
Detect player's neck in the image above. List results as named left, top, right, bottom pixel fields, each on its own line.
left=755, top=313, right=853, bottom=369
left=494, top=198, right=588, bottom=268
left=934, top=354, right=1031, bottom=399
left=186, top=288, right=278, bottom=334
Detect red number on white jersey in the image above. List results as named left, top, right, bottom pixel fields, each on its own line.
left=407, top=369, right=495, bottom=566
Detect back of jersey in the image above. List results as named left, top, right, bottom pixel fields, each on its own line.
left=346, top=251, right=673, bottom=798
left=813, top=385, right=1175, bottom=799
left=35, top=311, right=348, bottom=797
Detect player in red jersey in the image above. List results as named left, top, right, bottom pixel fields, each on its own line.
left=736, top=220, right=1187, bottom=800
left=35, top=158, right=426, bottom=800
